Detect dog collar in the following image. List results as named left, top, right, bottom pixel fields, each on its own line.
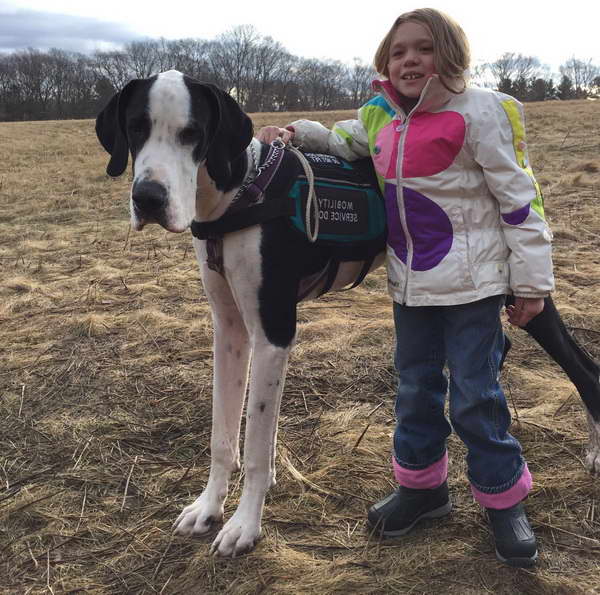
left=238, top=138, right=286, bottom=204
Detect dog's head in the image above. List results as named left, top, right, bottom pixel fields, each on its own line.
left=95, top=70, right=253, bottom=232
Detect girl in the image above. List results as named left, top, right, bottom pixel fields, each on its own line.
left=257, top=8, right=553, bottom=567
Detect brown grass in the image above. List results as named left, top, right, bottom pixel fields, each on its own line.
left=1, top=100, right=600, bottom=593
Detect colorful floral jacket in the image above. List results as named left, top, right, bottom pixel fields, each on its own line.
left=290, top=75, right=554, bottom=306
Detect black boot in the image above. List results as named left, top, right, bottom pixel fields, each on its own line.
left=367, top=482, right=452, bottom=537
left=486, top=503, right=538, bottom=567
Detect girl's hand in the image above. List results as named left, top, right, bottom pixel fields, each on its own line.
left=506, top=297, right=545, bottom=327
left=256, top=126, right=295, bottom=144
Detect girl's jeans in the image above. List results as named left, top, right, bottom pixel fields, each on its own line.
left=392, top=295, right=531, bottom=509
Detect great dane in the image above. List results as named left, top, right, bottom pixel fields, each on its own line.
left=96, top=70, right=600, bottom=557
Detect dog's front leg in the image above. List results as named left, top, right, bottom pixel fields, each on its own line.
left=173, top=264, right=251, bottom=536
left=210, top=338, right=290, bottom=557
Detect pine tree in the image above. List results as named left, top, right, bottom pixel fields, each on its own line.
left=557, top=75, right=574, bottom=99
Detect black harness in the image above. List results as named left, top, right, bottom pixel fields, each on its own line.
left=191, top=141, right=292, bottom=274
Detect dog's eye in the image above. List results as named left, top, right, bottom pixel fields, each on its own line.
left=179, top=126, right=200, bottom=145
left=128, top=119, right=148, bottom=138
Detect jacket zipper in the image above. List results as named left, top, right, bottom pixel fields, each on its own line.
left=395, top=118, right=411, bottom=304
left=379, top=79, right=434, bottom=305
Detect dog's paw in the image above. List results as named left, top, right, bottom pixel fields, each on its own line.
left=585, top=448, right=600, bottom=474
left=172, top=494, right=224, bottom=536
left=585, top=413, right=600, bottom=475
left=209, top=511, right=261, bottom=557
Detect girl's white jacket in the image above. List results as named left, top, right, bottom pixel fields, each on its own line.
left=290, top=76, right=554, bottom=306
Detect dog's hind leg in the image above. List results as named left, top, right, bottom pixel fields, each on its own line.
left=512, top=295, right=600, bottom=472
left=173, top=262, right=251, bottom=536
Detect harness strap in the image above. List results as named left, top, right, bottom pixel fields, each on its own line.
left=191, top=140, right=290, bottom=242
left=191, top=196, right=294, bottom=240
left=316, top=248, right=378, bottom=297
left=317, top=259, right=341, bottom=297
left=347, top=253, right=377, bottom=290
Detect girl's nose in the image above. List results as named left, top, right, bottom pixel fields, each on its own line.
left=403, top=51, right=420, bottom=66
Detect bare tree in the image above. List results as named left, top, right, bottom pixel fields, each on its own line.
left=93, top=50, right=132, bottom=90
left=486, top=52, right=542, bottom=89
left=320, top=60, right=350, bottom=109
left=348, top=58, right=377, bottom=106
left=10, top=49, right=56, bottom=118
left=294, top=58, right=348, bottom=110
left=245, top=37, right=292, bottom=111
left=0, top=55, right=21, bottom=119
left=560, top=57, right=599, bottom=98
left=469, top=63, right=493, bottom=88
left=209, top=25, right=260, bottom=104
left=125, top=40, right=159, bottom=78
left=270, top=54, right=301, bottom=111
left=154, top=38, right=213, bottom=81
left=46, top=49, right=73, bottom=117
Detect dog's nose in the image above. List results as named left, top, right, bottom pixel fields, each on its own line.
left=132, top=180, right=168, bottom=213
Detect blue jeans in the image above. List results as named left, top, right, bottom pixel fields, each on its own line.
left=393, top=295, right=526, bottom=493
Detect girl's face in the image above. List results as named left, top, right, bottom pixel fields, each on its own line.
left=387, top=21, right=436, bottom=99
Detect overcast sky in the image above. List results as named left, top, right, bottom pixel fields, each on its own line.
left=2, top=0, right=600, bottom=74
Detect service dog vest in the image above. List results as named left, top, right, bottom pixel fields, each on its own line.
left=287, top=152, right=385, bottom=251
left=190, top=145, right=386, bottom=297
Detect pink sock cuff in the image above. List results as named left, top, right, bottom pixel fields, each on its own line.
left=470, top=464, right=532, bottom=509
left=393, top=451, right=448, bottom=489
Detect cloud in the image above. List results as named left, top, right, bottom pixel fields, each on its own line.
left=0, top=8, right=143, bottom=53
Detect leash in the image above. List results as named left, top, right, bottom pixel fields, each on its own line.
left=241, top=138, right=286, bottom=204
left=245, top=140, right=321, bottom=244
left=191, top=138, right=321, bottom=237
left=287, top=145, right=320, bottom=243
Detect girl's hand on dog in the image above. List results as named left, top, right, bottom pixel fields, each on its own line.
left=256, top=126, right=295, bottom=145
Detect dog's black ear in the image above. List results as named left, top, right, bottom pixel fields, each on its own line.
left=95, top=80, right=138, bottom=177
left=189, top=82, right=253, bottom=188
left=206, top=84, right=254, bottom=159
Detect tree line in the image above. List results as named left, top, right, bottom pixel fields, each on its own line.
left=0, top=26, right=375, bottom=121
left=478, top=52, right=600, bottom=102
left=1, top=26, right=598, bottom=122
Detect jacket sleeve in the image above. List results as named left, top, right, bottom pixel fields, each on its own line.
left=288, top=112, right=370, bottom=161
left=471, top=92, right=554, bottom=298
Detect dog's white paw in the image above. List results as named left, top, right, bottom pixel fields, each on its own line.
left=172, top=492, right=224, bottom=536
left=585, top=412, right=600, bottom=474
left=585, top=448, right=600, bottom=474
left=209, top=510, right=261, bottom=557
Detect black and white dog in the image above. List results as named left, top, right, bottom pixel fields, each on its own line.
left=96, top=70, right=600, bottom=557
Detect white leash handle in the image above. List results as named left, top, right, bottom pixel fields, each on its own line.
left=288, top=146, right=319, bottom=242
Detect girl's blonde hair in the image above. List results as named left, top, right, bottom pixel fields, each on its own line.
left=374, top=8, right=471, bottom=93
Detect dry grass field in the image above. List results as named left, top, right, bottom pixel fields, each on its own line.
left=1, top=100, right=600, bottom=594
